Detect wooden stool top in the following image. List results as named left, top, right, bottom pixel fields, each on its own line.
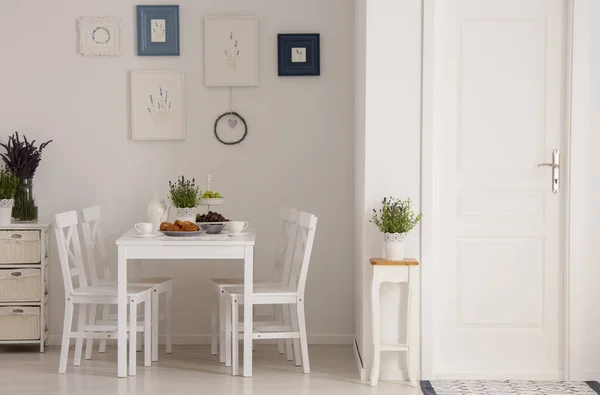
left=370, top=258, right=419, bottom=266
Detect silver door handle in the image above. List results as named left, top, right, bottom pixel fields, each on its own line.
left=538, top=149, right=560, bottom=193
left=538, top=163, right=559, bottom=168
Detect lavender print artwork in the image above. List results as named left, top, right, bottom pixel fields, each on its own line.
left=147, top=85, right=172, bottom=121
left=224, top=31, right=241, bottom=70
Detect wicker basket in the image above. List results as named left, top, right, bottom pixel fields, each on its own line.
left=0, top=306, right=40, bottom=340
left=0, top=269, right=41, bottom=302
left=0, top=231, right=40, bottom=264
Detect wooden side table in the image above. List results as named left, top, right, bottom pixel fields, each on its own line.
left=369, top=257, right=418, bottom=387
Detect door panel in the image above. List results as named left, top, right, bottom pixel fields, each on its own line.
left=432, top=0, right=566, bottom=378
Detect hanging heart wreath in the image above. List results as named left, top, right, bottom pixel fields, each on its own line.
left=214, top=111, right=248, bottom=145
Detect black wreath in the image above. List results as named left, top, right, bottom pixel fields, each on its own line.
left=214, top=111, right=248, bottom=145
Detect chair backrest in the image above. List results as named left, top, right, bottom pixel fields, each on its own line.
left=270, top=207, right=300, bottom=285
left=54, top=210, right=89, bottom=297
left=287, top=211, right=318, bottom=297
left=80, top=205, right=110, bottom=286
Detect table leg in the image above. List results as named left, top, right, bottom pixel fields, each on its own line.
left=370, top=268, right=381, bottom=387
left=243, top=246, right=253, bottom=377
left=117, top=247, right=128, bottom=378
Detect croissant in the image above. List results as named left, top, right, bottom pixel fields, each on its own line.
left=182, top=222, right=199, bottom=232
left=159, top=222, right=171, bottom=231
left=174, top=220, right=185, bottom=227
left=167, top=224, right=181, bottom=232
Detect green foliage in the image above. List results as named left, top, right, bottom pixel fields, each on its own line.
left=0, top=169, right=19, bottom=200
left=168, top=176, right=200, bottom=208
left=370, top=197, right=422, bottom=234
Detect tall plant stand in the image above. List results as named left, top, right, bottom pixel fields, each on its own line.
left=198, top=175, right=225, bottom=213
left=370, top=257, right=419, bottom=387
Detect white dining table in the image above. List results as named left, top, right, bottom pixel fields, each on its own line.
left=115, top=229, right=256, bottom=378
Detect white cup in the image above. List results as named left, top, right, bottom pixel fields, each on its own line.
left=227, top=221, right=249, bottom=234
left=135, top=222, right=153, bottom=235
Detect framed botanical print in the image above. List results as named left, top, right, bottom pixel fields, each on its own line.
left=204, top=17, right=259, bottom=86
left=137, top=5, right=180, bottom=56
left=278, top=34, right=321, bottom=76
left=78, top=16, right=123, bottom=56
left=130, top=70, right=186, bottom=140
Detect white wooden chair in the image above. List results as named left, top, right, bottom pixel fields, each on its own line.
left=210, top=208, right=299, bottom=365
left=54, top=210, right=152, bottom=376
left=227, top=211, right=318, bottom=376
left=80, top=205, right=173, bottom=362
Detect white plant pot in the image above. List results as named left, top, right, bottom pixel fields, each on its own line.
left=175, top=207, right=196, bottom=223
left=383, top=233, right=406, bottom=260
left=0, top=199, right=14, bottom=225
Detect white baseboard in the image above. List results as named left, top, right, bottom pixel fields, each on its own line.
left=47, top=333, right=354, bottom=346
left=353, top=337, right=410, bottom=382
left=433, top=372, right=564, bottom=380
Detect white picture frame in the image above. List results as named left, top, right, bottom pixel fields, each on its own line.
left=204, top=17, right=259, bottom=87
left=78, top=16, right=123, bottom=56
left=131, top=70, right=186, bottom=141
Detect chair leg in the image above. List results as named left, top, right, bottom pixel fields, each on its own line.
left=231, top=297, right=239, bottom=376
left=85, top=304, right=97, bottom=360
left=282, top=304, right=294, bottom=361
left=225, top=295, right=232, bottom=367
left=166, top=286, right=172, bottom=354
left=73, top=303, right=87, bottom=366
left=296, top=301, right=310, bottom=374
left=59, top=301, right=74, bottom=374
left=289, top=304, right=302, bottom=366
left=129, top=300, right=137, bottom=376
left=211, top=311, right=218, bottom=355
left=152, top=291, right=159, bottom=362
left=274, top=305, right=285, bottom=355
left=219, top=291, right=226, bottom=363
left=99, top=304, right=109, bottom=353
left=144, top=298, right=151, bottom=367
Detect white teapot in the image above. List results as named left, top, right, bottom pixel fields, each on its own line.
left=147, top=197, right=171, bottom=230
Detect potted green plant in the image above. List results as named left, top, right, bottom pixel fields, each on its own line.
left=0, top=132, right=52, bottom=222
left=168, top=175, right=200, bottom=222
left=371, top=197, right=422, bottom=260
left=0, top=169, right=19, bottom=225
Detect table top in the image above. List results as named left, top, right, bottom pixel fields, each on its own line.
left=116, top=228, right=256, bottom=246
left=370, top=258, right=419, bottom=266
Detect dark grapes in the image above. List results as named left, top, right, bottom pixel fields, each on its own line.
left=196, top=211, right=229, bottom=223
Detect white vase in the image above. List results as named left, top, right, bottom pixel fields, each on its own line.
left=175, top=207, right=196, bottom=223
left=0, top=199, right=14, bottom=225
left=383, top=233, right=406, bottom=260
left=147, top=197, right=170, bottom=230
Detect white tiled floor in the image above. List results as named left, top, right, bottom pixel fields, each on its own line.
left=0, top=345, right=422, bottom=395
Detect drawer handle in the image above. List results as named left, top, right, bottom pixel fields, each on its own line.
left=11, top=272, right=22, bottom=277
left=11, top=309, right=24, bottom=315
left=10, top=234, right=22, bottom=239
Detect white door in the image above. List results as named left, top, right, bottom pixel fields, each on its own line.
left=431, top=0, right=567, bottom=379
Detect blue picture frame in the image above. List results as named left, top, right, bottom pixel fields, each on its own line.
left=137, top=5, right=180, bottom=56
left=277, top=34, right=320, bottom=76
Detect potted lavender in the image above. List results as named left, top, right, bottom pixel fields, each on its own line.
left=0, top=132, right=52, bottom=222
left=0, top=169, right=19, bottom=225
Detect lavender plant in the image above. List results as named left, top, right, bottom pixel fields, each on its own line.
left=0, top=132, right=52, bottom=180
left=371, top=197, right=422, bottom=234
left=168, top=176, right=200, bottom=208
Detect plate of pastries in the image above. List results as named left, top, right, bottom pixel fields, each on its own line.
left=159, top=220, right=202, bottom=237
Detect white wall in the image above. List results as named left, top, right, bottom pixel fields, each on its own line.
left=0, top=0, right=355, bottom=344
left=571, top=0, right=600, bottom=380
left=354, top=0, right=423, bottom=378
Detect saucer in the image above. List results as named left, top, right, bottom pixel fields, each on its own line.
left=225, top=232, right=248, bottom=237
left=136, top=233, right=157, bottom=238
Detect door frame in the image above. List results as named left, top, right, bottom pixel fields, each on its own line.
left=420, top=0, right=576, bottom=380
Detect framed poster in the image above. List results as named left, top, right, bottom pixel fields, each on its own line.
left=204, top=17, right=259, bottom=86
left=131, top=70, right=186, bottom=140
left=137, top=5, right=180, bottom=56
left=278, top=34, right=320, bottom=76
left=78, top=16, right=123, bottom=56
